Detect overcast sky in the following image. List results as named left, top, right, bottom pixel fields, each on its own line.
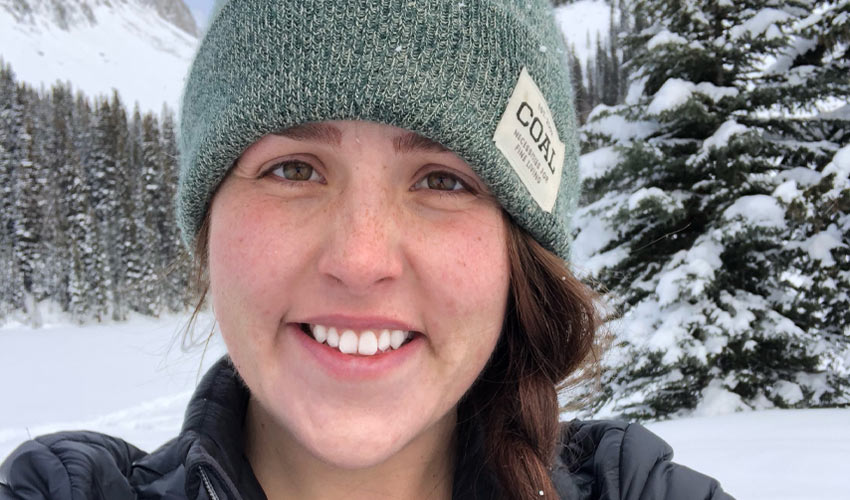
left=184, top=0, right=215, bottom=29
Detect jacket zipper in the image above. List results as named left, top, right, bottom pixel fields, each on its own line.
left=198, top=466, right=221, bottom=500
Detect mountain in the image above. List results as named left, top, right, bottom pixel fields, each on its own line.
left=0, top=0, right=198, bottom=111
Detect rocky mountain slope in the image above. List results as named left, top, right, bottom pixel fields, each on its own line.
left=0, top=0, right=198, bottom=110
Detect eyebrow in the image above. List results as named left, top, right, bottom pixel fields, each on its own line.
left=392, top=132, right=449, bottom=154
left=273, top=122, right=343, bottom=145
left=273, top=122, right=449, bottom=154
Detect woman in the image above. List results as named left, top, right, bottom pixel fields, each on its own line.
left=1, top=1, right=732, bottom=499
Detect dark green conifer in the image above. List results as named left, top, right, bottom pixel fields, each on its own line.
left=574, top=0, right=849, bottom=418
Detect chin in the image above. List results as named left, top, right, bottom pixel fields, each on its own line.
left=293, top=412, right=422, bottom=470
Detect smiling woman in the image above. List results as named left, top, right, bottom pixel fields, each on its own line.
left=210, top=122, right=510, bottom=486
left=0, top=1, right=733, bottom=500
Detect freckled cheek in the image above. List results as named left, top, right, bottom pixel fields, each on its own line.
left=208, top=201, right=307, bottom=321
left=417, top=218, right=510, bottom=315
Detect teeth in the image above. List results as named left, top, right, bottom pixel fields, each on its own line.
left=390, top=329, right=406, bottom=349
left=358, top=330, right=378, bottom=355
left=313, top=325, right=328, bottom=343
left=339, top=330, right=358, bottom=354
left=378, top=329, right=391, bottom=351
left=327, top=327, right=339, bottom=348
left=307, top=324, right=413, bottom=356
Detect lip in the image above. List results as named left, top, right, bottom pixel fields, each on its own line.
left=289, top=323, right=422, bottom=381
left=297, top=314, right=421, bottom=333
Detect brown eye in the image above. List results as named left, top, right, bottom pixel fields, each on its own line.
left=271, top=161, right=320, bottom=182
left=425, top=172, right=463, bottom=191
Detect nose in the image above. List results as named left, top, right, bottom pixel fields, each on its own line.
left=316, top=182, right=404, bottom=294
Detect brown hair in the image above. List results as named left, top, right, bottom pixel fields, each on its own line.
left=459, top=221, right=602, bottom=499
left=184, top=213, right=603, bottom=499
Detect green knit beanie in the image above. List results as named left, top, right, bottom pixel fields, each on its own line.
left=178, top=0, right=580, bottom=260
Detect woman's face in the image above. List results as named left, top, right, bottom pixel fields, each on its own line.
left=208, top=121, right=509, bottom=469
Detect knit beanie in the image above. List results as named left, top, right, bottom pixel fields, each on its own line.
left=178, top=0, right=580, bottom=260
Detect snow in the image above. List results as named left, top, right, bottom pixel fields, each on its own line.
left=647, top=29, right=688, bottom=50
left=645, top=409, right=850, bottom=500
left=804, top=224, right=845, bottom=266
left=648, top=78, right=695, bottom=115
left=0, top=1, right=198, bottom=111
left=626, top=187, right=688, bottom=216
left=702, top=120, right=749, bottom=152
left=571, top=192, right=631, bottom=276
left=0, top=313, right=226, bottom=457
left=777, top=166, right=823, bottom=187
left=625, top=75, right=647, bottom=105
left=823, top=145, right=850, bottom=188
left=773, top=380, right=804, bottom=405
left=648, top=78, right=739, bottom=115
left=553, top=0, right=610, bottom=83
left=583, top=112, right=658, bottom=142
left=772, top=180, right=802, bottom=204
left=2, top=317, right=849, bottom=500
left=693, top=379, right=748, bottom=416
left=723, top=195, right=786, bottom=229
left=654, top=239, right=723, bottom=306
left=578, top=146, right=620, bottom=180
left=730, top=8, right=793, bottom=40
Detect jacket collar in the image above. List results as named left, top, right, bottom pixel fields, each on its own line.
left=180, top=356, right=265, bottom=499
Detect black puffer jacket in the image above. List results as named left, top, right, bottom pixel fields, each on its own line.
left=0, top=358, right=733, bottom=499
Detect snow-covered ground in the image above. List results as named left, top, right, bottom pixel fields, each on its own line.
left=0, top=314, right=226, bottom=457
left=645, top=410, right=849, bottom=500
left=1, top=316, right=847, bottom=499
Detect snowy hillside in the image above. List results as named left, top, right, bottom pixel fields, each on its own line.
left=0, top=0, right=199, bottom=111
left=0, top=317, right=848, bottom=499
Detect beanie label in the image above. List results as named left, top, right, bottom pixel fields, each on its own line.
left=492, top=68, right=565, bottom=213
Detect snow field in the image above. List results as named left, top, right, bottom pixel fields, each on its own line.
left=0, top=313, right=225, bottom=457
left=645, top=410, right=850, bottom=500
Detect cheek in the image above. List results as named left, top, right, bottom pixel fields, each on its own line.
left=207, top=190, right=309, bottom=333
left=420, top=213, right=510, bottom=315
left=409, top=208, right=510, bottom=377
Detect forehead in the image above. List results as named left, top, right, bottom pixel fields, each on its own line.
left=272, top=121, right=450, bottom=154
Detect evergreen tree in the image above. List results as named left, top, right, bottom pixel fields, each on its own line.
left=159, top=107, right=190, bottom=313
left=574, top=0, right=849, bottom=419
left=0, top=61, right=20, bottom=317
left=122, top=105, right=146, bottom=313
left=568, top=44, right=593, bottom=123
left=86, top=95, right=126, bottom=320
left=106, top=91, right=134, bottom=320
left=135, top=112, right=165, bottom=315
left=10, top=85, right=47, bottom=322
left=43, top=82, right=84, bottom=314
left=69, top=94, right=108, bottom=321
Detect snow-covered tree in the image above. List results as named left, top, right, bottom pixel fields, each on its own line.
left=159, top=107, right=191, bottom=313
left=0, top=61, right=21, bottom=317
left=69, top=94, right=107, bottom=321
left=574, top=0, right=849, bottom=419
left=10, top=85, right=49, bottom=322
left=40, top=83, right=78, bottom=314
left=134, top=112, right=165, bottom=315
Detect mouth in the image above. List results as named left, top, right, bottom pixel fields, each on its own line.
left=298, top=323, right=417, bottom=356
